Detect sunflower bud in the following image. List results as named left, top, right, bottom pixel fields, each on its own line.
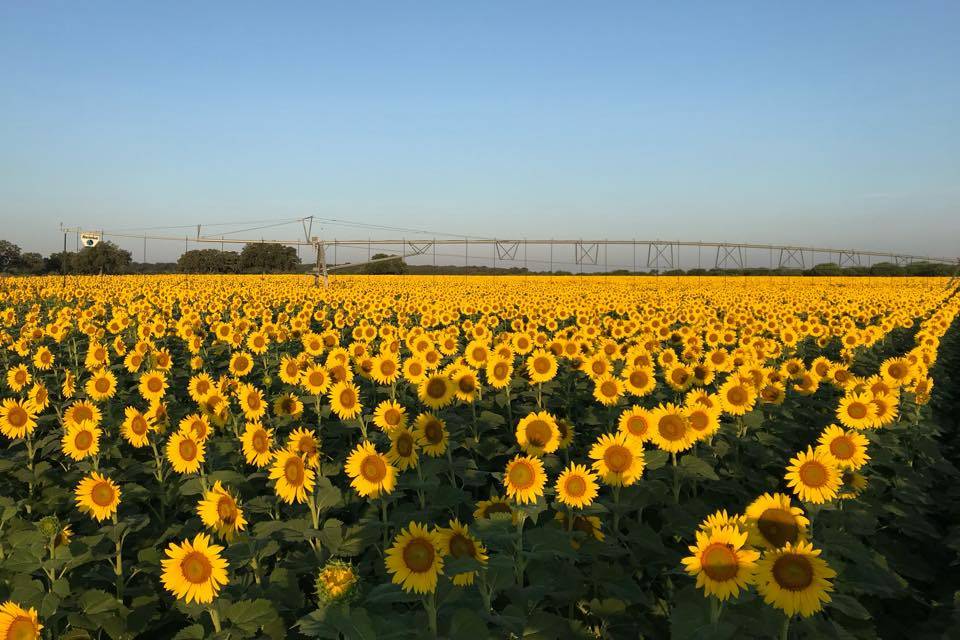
left=37, top=515, right=61, bottom=538
left=316, top=560, right=358, bottom=605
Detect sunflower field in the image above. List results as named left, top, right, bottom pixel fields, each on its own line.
left=1, top=274, right=959, bottom=639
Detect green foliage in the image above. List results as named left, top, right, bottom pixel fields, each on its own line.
left=239, top=243, right=300, bottom=273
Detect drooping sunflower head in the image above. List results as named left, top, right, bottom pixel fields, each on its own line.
left=473, top=495, right=517, bottom=523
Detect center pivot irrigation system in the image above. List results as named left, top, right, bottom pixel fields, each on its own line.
left=60, top=217, right=959, bottom=288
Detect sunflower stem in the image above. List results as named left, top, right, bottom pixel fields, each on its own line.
left=415, top=462, right=426, bottom=511
left=709, top=597, right=723, bottom=625
left=780, top=614, right=791, bottom=640
left=424, top=591, right=438, bottom=638
left=536, top=382, right=542, bottom=409
left=612, top=485, right=622, bottom=533
left=208, top=607, right=222, bottom=633
left=514, top=514, right=527, bottom=585
left=671, top=452, right=681, bottom=504
left=380, top=498, right=390, bottom=550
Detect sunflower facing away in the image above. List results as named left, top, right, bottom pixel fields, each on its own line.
left=197, top=480, right=247, bottom=541
left=385, top=522, right=444, bottom=594
left=161, top=533, right=229, bottom=604
left=75, top=472, right=121, bottom=521
left=345, top=441, right=397, bottom=498
left=681, top=525, right=759, bottom=601
left=755, top=541, right=836, bottom=617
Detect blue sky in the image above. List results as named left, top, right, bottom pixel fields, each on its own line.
left=1, top=1, right=958, bottom=264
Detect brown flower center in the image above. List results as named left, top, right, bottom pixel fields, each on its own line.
left=798, top=461, right=827, bottom=487
left=603, top=445, right=632, bottom=473
left=757, top=507, right=799, bottom=547
left=701, top=543, right=739, bottom=581
left=771, top=554, right=814, bottom=591
left=181, top=551, right=213, bottom=584
left=658, top=414, right=687, bottom=441
left=360, top=455, right=387, bottom=483
left=402, top=538, right=436, bottom=573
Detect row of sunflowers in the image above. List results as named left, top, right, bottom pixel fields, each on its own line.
left=0, top=275, right=956, bottom=639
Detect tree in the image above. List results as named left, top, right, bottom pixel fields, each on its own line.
left=363, top=253, right=408, bottom=275
left=16, top=252, right=45, bottom=274
left=239, top=243, right=300, bottom=273
left=807, top=262, right=842, bottom=276
left=72, top=241, right=133, bottom=274
left=178, top=249, right=240, bottom=273
left=0, top=240, right=21, bottom=272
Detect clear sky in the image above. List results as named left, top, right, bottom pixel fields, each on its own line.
left=1, top=1, right=958, bottom=263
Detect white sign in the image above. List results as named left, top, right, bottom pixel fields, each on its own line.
left=80, top=233, right=101, bottom=248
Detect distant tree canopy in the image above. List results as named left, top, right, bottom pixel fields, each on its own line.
left=362, top=253, right=408, bottom=275
left=70, top=241, right=133, bottom=274
left=178, top=249, right=240, bottom=274
left=0, top=240, right=20, bottom=272
left=239, top=243, right=300, bottom=273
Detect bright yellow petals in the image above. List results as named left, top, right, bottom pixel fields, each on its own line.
left=75, top=472, right=121, bottom=521
left=386, top=426, right=419, bottom=471
left=589, top=432, right=645, bottom=487
left=269, top=450, right=316, bottom=504
left=236, top=383, right=266, bottom=420
left=555, top=463, right=599, bottom=508
left=525, top=349, right=557, bottom=383
left=385, top=522, right=444, bottom=594
left=649, top=402, right=695, bottom=454
left=503, top=455, right=547, bottom=504
left=417, top=374, right=455, bottom=410
left=287, top=427, right=321, bottom=468
left=718, top=377, right=757, bottom=416
left=437, top=520, right=488, bottom=586
left=345, top=441, right=397, bottom=498
left=681, top=526, right=759, bottom=601
left=816, top=424, right=870, bottom=470
left=744, top=493, right=809, bottom=549
left=85, top=369, right=117, bottom=401
left=515, top=411, right=560, bottom=456
left=197, top=481, right=247, bottom=541
left=414, top=413, right=448, bottom=457
left=373, top=399, right=407, bottom=432
left=138, top=370, right=168, bottom=403
left=0, top=601, right=42, bottom=640
left=592, top=374, right=623, bottom=406
left=329, top=380, right=363, bottom=420
left=61, top=420, right=100, bottom=461
left=836, top=392, right=879, bottom=429
left=755, top=541, right=836, bottom=617
left=228, top=351, right=254, bottom=377
left=161, top=533, right=229, bottom=604
left=0, top=398, right=38, bottom=440
left=121, top=407, right=154, bottom=448
left=785, top=447, right=841, bottom=504
left=166, top=431, right=206, bottom=475
left=300, top=364, right=330, bottom=395
left=617, top=406, right=653, bottom=443
left=241, top=422, right=274, bottom=468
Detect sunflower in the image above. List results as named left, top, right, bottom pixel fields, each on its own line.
left=166, top=431, right=205, bottom=475
left=178, top=414, right=212, bottom=442
left=197, top=480, right=247, bottom=541
left=385, top=522, right=444, bottom=594
left=816, top=425, right=869, bottom=470
left=269, top=450, right=316, bottom=504
left=618, top=406, right=653, bottom=443
left=744, top=493, right=809, bottom=549
left=836, top=392, right=878, bottom=430
left=62, top=369, right=75, bottom=398
left=664, top=363, right=695, bottom=392
left=61, top=420, right=101, bottom=461
left=27, top=383, right=49, bottom=412
left=272, top=393, right=304, bottom=419
left=121, top=407, right=154, bottom=448
left=503, top=455, right=547, bottom=504
left=870, top=393, right=899, bottom=426
left=138, top=370, right=168, bottom=403
left=329, top=380, right=362, bottom=421
left=556, top=417, right=576, bottom=449
left=414, top=413, right=449, bottom=457
left=554, top=512, right=605, bottom=548
left=526, top=350, right=558, bottom=383
left=373, top=399, right=407, bottom=432
left=161, top=533, right=229, bottom=604
left=592, top=374, right=623, bottom=406
left=33, top=346, right=55, bottom=370
left=6, top=365, right=31, bottom=392
left=755, top=541, right=836, bottom=617
left=386, top=426, right=419, bottom=470
left=75, top=472, right=121, bottom=521
left=451, top=367, right=480, bottom=403
left=300, top=364, right=331, bottom=395
left=287, top=427, right=321, bottom=468
left=371, top=353, right=401, bottom=385
left=228, top=351, right=254, bottom=377
left=698, top=509, right=747, bottom=535
left=0, top=601, right=42, bottom=639
left=437, top=520, right=488, bottom=586
left=60, top=387, right=96, bottom=420
left=241, top=422, right=275, bottom=468
left=314, top=560, right=359, bottom=605
left=417, top=374, right=455, bottom=410
left=0, top=398, right=38, bottom=440
left=345, top=441, right=397, bottom=498
left=473, top=495, right=517, bottom=522
left=838, top=470, right=869, bottom=500
left=85, top=369, right=117, bottom=401
left=879, top=356, right=914, bottom=386
left=649, top=402, right=695, bottom=453
left=622, top=366, right=656, bottom=397
left=515, top=411, right=560, bottom=456
left=187, top=373, right=217, bottom=403
left=589, top=433, right=645, bottom=486
left=785, top=447, right=840, bottom=504
left=685, top=404, right=721, bottom=441
left=681, top=525, right=759, bottom=601
left=555, top=463, right=599, bottom=508
left=485, top=358, right=513, bottom=390
left=236, top=383, right=266, bottom=421
left=718, top=377, right=756, bottom=416
left=402, top=357, right=429, bottom=384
